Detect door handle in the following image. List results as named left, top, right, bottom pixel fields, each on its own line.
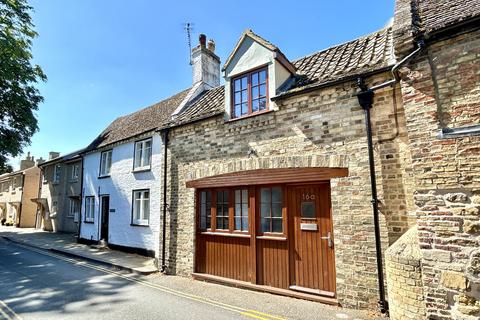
left=321, top=232, right=333, bottom=248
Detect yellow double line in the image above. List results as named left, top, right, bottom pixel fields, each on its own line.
left=10, top=242, right=285, bottom=320
left=0, top=300, right=21, bottom=320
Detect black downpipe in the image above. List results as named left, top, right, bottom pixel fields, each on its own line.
left=77, top=157, right=85, bottom=242
left=356, top=81, right=388, bottom=314
left=161, top=128, right=169, bottom=273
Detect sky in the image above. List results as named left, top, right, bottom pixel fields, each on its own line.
left=11, top=0, right=395, bottom=168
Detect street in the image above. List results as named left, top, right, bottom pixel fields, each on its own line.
left=0, top=238, right=280, bottom=320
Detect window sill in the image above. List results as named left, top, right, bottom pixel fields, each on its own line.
left=67, top=215, right=75, bottom=219
left=132, top=167, right=151, bottom=173
left=69, top=179, right=79, bottom=183
left=200, top=231, right=251, bottom=239
left=131, top=223, right=149, bottom=227
left=256, top=235, right=287, bottom=241
left=226, top=109, right=274, bottom=123
left=84, top=220, right=94, bottom=224
left=98, top=175, right=111, bottom=179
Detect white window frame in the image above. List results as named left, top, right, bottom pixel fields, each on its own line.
left=134, top=138, right=152, bottom=171
left=68, top=198, right=79, bottom=217
left=132, top=189, right=150, bottom=226
left=85, top=196, right=95, bottom=222
left=99, top=150, right=112, bottom=177
left=71, top=164, right=80, bottom=181
left=53, top=165, right=61, bottom=183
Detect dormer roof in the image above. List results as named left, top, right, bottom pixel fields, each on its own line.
left=222, top=29, right=296, bottom=74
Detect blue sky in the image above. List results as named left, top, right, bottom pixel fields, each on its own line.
left=11, top=0, right=394, bottom=168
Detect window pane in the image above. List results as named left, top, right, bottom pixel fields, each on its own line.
left=259, top=84, right=266, bottom=97
left=234, top=92, right=241, bottom=104
left=241, top=103, right=248, bottom=115
left=242, top=217, right=249, bottom=230
left=253, top=86, right=260, bottom=99
left=234, top=79, right=241, bottom=91
left=216, top=217, right=223, bottom=230
left=234, top=105, right=241, bottom=118
left=260, top=188, right=271, bottom=203
left=261, top=218, right=270, bottom=233
left=259, top=98, right=267, bottom=111
left=135, top=145, right=142, bottom=167
left=252, top=72, right=259, bottom=86
left=252, top=99, right=259, bottom=112
left=143, top=197, right=150, bottom=220
left=272, top=187, right=282, bottom=203
left=272, top=218, right=282, bottom=233
left=242, top=189, right=248, bottom=202
left=260, top=203, right=270, bottom=219
left=241, top=76, right=247, bottom=89
left=241, top=90, right=248, bottom=102
left=259, top=70, right=267, bottom=83
left=235, top=203, right=241, bottom=216
left=235, top=190, right=241, bottom=204
left=235, top=217, right=241, bottom=230
left=301, top=201, right=316, bottom=218
left=272, top=203, right=282, bottom=218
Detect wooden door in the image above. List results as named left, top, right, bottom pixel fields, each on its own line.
left=100, top=196, right=110, bottom=241
left=289, top=184, right=335, bottom=297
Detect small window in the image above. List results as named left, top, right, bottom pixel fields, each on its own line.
left=199, top=190, right=212, bottom=230
left=232, top=68, right=268, bottom=118
left=53, top=165, right=61, bottom=183
left=85, top=196, right=95, bottom=222
left=134, top=139, right=152, bottom=170
left=216, top=190, right=229, bottom=230
left=100, top=150, right=112, bottom=177
left=71, top=164, right=80, bottom=181
left=301, top=201, right=316, bottom=219
left=234, top=189, right=249, bottom=231
left=260, top=187, right=283, bottom=233
left=68, top=199, right=79, bottom=217
left=132, top=189, right=150, bottom=226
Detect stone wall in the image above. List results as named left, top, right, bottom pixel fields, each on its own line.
left=386, top=226, right=426, bottom=320
left=397, top=26, right=480, bottom=319
left=165, top=72, right=415, bottom=309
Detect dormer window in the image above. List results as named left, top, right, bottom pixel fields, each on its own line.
left=232, top=67, right=268, bottom=118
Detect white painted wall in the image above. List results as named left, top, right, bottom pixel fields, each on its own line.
left=80, top=133, right=163, bottom=257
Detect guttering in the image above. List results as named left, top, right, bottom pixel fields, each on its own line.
left=355, top=40, right=424, bottom=315
left=161, top=128, right=169, bottom=273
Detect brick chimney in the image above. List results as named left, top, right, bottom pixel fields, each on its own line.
left=20, top=152, right=35, bottom=170
left=192, top=34, right=220, bottom=88
left=49, top=151, right=60, bottom=160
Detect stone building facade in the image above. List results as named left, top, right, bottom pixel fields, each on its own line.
left=37, top=151, right=83, bottom=233
left=159, top=24, right=418, bottom=309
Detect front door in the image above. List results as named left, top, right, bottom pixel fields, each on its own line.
left=100, top=196, right=110, bottom=241
left=289, top=183, right=335, bottom=297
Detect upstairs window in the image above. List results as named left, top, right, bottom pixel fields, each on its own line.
left=99, top=150, right=112, bottom=177
left=70, top=164, right=80, bottom=181
left=134, top=138, right=152, bottom=171
left=232, top=68, right=268, bottom=118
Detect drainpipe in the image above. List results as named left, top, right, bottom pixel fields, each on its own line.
left=355, top=40, right=424, bottom=314
left=161, top=128, right=169, bottom=273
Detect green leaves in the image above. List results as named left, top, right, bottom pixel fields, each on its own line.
left=0, top=0, right=45, bottom=174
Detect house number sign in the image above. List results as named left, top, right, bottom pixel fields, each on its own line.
left=302, top=193, right=316, bottom=201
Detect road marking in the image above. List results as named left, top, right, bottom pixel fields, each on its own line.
left=6, top=242, right=286, bottom=320
left=0, top=299, right=21, bottom=320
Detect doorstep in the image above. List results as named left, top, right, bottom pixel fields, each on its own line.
left=192, top=273, right=338, bottom=305
left=0, top=226, right=158, bottom=275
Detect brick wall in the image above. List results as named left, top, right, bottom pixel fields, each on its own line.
left=386, top=226, right=426, bottom=320
left=398, top=27, right=480, bottom=319
left=165, top=72, right=415, bottom=309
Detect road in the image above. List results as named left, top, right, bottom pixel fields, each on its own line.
left=0, top=238, right=282, bottom=320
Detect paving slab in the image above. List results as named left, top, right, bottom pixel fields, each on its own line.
left=0, top=226, right=157, bottom=274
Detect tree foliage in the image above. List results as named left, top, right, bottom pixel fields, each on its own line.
left=0, top=0, right=45, bottom=174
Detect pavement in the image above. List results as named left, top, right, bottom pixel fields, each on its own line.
left=0, top=226, right=157, bottom=274
left=0, top=237, right=385, bottom=320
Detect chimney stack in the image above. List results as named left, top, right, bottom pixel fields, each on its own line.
left=49, top=151, right=60, bottom=160
left=36, top=157, right=45, bottom=166
left=20, top=152, right=35, bottom=170
left=192, top=33, right=220, bottom=88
